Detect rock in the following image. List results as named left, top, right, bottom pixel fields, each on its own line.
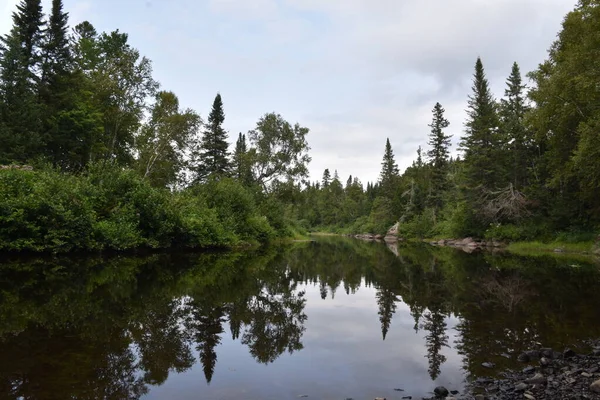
left=515, top=382, right=529, bottom=391
left=450, top=390, right=459, bottom=395
left=374, top=398, right=386, bottom=400
left=386, top=222, right=399, bottom=236
left=482, top=362, right=496, bottom=369
left=524, top=394, right=535, bottom=400
left=474, top=395, right=485, bottom=400
left=563, top=348, right=577, bottom=358
left=401, top=397, right=411, bottom=400
left=523, top=366, right=536, bottom=374
left=393, top=388, right=404, bottom=391
left=540, top=357, right=551, bottom=366
left=591, top=379, right=600, bottom=393
left=374, top=234, right=383, bottom=240
left=581, top=372, right=593, bottom=377
left=434, top=386, right=449, bottom=397
left=554, top=248, right=564, bottom=253
left=518, top=350, right=540, bottom=362
left=526, top=373, right=547, bottom=384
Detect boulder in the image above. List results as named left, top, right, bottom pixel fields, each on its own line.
left=387, top=222, right=399, bottom=236
left=591, top=379, right=600, bottom=393
left=434, top=386, right=449, bottom=397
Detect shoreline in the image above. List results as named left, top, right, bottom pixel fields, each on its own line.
left=309, top=232, right=600, bottom=259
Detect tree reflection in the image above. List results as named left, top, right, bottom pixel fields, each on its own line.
left=422, top=309, right=449, bottom=380
left=2, top=238, right=600, bottom=399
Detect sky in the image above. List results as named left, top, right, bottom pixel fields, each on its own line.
left=0, top=0, right=578, bottom=184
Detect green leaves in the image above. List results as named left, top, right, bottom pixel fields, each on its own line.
left=247, top=112, right=311, bottom=190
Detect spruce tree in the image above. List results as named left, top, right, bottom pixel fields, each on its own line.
left=460, top=57, right=502, bottom=191
left=379, top=138, right=400, bottom=198
left=427, top=102, right=451, bottom=209
left=232, top=132, right=252, bottom=185
left=321, top=168, right=331, bottom=187
left=195, top=93, right=230, bottom=181
left=500, top=62, right=530, bottom=189
left=40, top=0, right=71, bottom=86
left=0, top=0, right=44, bottom=163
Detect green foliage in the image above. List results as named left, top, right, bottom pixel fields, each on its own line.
left=193, top=93, right=230, bottom=182
left=0, top=167, right=293, bottom=253
left=247, top=113, right=311, bottom=190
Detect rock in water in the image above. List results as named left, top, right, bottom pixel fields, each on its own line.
left=591, top=379, right=600, bottom=393
left=482, top=362, right=495, bottom=369
left=434, top=386, right=449, bottom=397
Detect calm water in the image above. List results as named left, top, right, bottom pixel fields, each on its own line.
left=1, top=237, right=600, bottom=400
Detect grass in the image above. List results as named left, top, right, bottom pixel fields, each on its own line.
left=507, top=241, right=595, bottom=254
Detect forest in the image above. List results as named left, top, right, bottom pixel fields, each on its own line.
left=1, top=0, right=599, bottom=253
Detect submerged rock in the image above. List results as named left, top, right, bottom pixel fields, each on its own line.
left=434, top=386, right=449, bottom=397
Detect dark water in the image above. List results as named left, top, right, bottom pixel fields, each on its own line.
left=1, top=237, right=600, bottom=400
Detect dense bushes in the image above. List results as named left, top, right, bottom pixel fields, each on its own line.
left=0, top=166, right=299, bottom=253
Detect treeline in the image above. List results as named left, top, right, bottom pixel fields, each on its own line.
left=2, top=0, right=599, bottom=251
left=298, top=0, right=600, bottom=242
left=0, top=0, right=311, bottom=252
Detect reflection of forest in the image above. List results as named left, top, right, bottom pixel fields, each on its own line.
left=1, top=239, right=600, bottom=398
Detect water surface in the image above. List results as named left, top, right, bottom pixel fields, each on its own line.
left=1, top=237, right=600, bottom=399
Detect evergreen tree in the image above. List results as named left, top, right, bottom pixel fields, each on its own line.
left=0, top=0, right=44, bottom=163
left=232, top=132, right=252, bottom=185
left=379, top=138, right=400, bottom=198
left=40, top=0, right=70, bottom=87
left=427, top=102, right=451, bottom=209
left=500, top=62, right=530, bottom=189
left=460, top=57, right=502, bottom=191
left=321, top=168, right=331, bottom=187
left=194, top=93, right=230, bottom=181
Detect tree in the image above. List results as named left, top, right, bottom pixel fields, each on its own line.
left=73, top=26, right=158, bottom=165
left=460, top=57, right=503, bottom=191
left=40, top=0, right=71, bottom=88
left=427, top=102, right=451, bottom=209
left=0, top=0, right=44, bottom=163
left=379, top=138, right=400, bottom=198
left=193, top=93, right=230, bottom=181
left=528, top=0, right=600, bottom=225
left=136, top=91, right=200, bottom=188
left=321, top=168, right=331, bottom=187
left=500, top=62, right=530, bottom=189
left=247, top=113, right=311, bottom=190
left=232, top=132, right=252, bottom=185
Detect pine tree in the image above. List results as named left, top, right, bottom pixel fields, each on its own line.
left=379, top=138, right=399, bottom=198
left=321, top=168, right=331, bottom=187
left=194, top=93, right=230, bottom=181
left=0, top=0, right=44, bottom=163
left=500, top=62, right=530, bottom=189
left=40, top=0, right=70, bottom=86
left=427, top=102, right=451, bottom=209
left=460, top=57, right=502, bottom=191
left=232, top=132, right=252, bottom=185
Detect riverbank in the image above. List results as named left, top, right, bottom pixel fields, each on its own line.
left=321, top=231, right=600, bottom=260
left=0, top=167, right=304, bottom=254
left=457, top=341, right=600, bottom=400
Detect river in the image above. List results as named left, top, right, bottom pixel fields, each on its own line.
left=1, top=237, right=599, bottom=399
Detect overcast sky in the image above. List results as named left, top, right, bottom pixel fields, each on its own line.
left=0, top=0, right=577, bottom=183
